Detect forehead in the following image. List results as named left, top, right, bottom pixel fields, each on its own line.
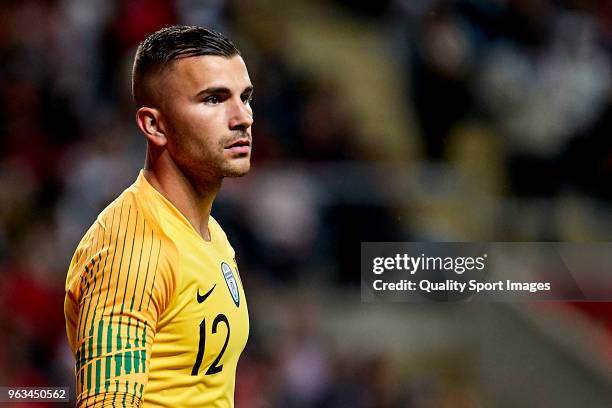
left=166, top=55, right=251, bottom=92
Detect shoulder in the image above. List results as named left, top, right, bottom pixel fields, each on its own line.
left=68, top=183, right=180, bottom=290
left=86, top=181, right=176, bottom=253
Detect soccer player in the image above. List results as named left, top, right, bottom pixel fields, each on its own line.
left=64, top=26, right=254, bottom=407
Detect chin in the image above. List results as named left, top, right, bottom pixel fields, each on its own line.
left=224, top=161, right=251, bottom=178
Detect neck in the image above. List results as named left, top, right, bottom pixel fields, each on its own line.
left=143, top=150, right=221, bottom=241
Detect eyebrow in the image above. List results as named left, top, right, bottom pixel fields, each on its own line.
left=196, top=85, right=254, bottom=99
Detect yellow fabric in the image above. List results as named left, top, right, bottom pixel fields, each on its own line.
left=65, top=171, right=249, bottom=407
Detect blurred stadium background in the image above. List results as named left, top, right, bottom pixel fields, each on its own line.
left=1, top=0, right=612, bottom=406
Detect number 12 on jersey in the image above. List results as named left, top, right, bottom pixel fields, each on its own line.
left=191, top=314, right=230, bottom=376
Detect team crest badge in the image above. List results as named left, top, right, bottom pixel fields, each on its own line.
left=221, top=262, right=240, bottom=307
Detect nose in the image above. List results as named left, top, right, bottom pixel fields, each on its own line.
left=228, top=98, right=253, bottom=131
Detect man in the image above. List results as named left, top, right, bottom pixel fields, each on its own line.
left=64, top=25, right=254, bottom=407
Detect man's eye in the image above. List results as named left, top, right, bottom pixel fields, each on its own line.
left=204, top=95, right=220, bottom=104
left=242, top=95, right=253, bottom=104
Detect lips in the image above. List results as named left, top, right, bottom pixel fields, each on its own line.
left=225, top=139, right=250, bottom=149
left=225, top=138, right=251, bottom=155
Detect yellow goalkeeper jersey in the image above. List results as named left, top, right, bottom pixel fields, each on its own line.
left=64, top=171, right=249, bottom=407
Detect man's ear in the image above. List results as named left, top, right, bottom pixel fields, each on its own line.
left=136, top=107, right=167, bottom=147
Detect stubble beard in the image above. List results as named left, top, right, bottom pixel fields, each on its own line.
left=178, top=137, right=251, bottom=184
left=220, top=130, right=252, bottom=178
left=222, top=159, right=251, bottom=178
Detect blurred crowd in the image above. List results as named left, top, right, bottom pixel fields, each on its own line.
left=0, top=0, right=611, bottom=406
left=395, top=0, right=612, bottom=198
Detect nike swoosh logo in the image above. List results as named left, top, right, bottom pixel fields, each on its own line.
left=197, top=284, right=216, bottom=303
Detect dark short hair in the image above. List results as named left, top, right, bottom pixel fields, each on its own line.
left=132, top=25, right=241, bottom=107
